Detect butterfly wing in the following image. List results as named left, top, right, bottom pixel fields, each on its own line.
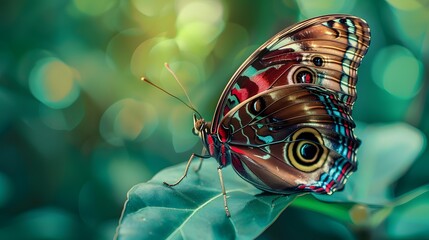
left=216, top=84, right=359, bottom=194
left=211, top=14, right=370, bottom=132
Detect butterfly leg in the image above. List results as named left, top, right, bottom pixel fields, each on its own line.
left=217, top=166, right=231, bottom=217
left=193, top=148, right=207, bottom=173
left=163, top=153, right=210, bottom=187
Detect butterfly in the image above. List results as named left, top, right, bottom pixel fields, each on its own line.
left=161, top=14, right=371, bottom=216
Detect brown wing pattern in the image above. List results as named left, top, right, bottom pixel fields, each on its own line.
left=217, top=84, right=359, bottom=194
left=211, top=15, right=370, bottom=132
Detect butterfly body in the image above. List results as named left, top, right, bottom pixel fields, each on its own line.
left=191, top=14, right=370, bottom=196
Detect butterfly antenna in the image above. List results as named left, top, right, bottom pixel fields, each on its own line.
left=164, top=63, right=198, bottom=109
left=141, top=76, right=203, bottom=119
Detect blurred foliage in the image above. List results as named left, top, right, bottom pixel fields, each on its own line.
left=116, top=160, right=299, bottom=240
left=1, top=0, right=429, bottom=239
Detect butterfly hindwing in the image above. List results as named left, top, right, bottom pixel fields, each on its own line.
left=216, top=84, right=359, bottom=194
left=211, top=14, right=370, bottom=131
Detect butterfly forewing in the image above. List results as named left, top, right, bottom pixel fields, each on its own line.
left=211, top=15, right=370, bottom=132
left=217, top=85, right=359, bottom=194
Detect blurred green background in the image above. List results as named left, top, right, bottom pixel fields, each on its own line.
left=1, top=0, right=428, bottom=239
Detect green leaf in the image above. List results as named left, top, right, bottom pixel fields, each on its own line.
left=387, top=186, right=429, bottom=238
left=291, top=195, right=353, bottom=223
left=291, top=184, right=429, bottom=228
left=116, top=160, right=298, bottom=240
left=366, top=185, right=429, bottom=228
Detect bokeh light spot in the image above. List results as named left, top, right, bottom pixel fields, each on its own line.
left=176, top=22, right=223, bottom=53
left=130, top=37, right=180, bottom=81
left=175, top=0, right=224, bottom=57
left=106, top=29, right=145, bottom=71
left=296, top=0, right=355, bottom=17
left=114, top=104, right=144, bottom=141
left=386, top=0, right=423, bottom=10
left=349, top=204, right=369, bottom=225
left=73, top=0, right=115, bottom=16
left=14, top=207, right=77, bottom=239
left=107, top=157, right=151, bottom=202
left=168, top=107, right=198, bottom=152
left=100, top=99, right=158, bottom=146
left=385, top=4, right=428, bottom=54
left=176, top=0, right=224, bottom=27
left=159, top=61, right=202, bottom=90
left=39, top=99, right=85, bottom=131
left=132, top=0, right=167, bottom=17
left=372, top=45, right=423, bottom=99
left=89, top=148, right=152, bottom=205
left=29, top=57, right=80, bottom=109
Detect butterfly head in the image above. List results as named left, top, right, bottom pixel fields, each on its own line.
left=192, top=114, right=211, bottom=138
